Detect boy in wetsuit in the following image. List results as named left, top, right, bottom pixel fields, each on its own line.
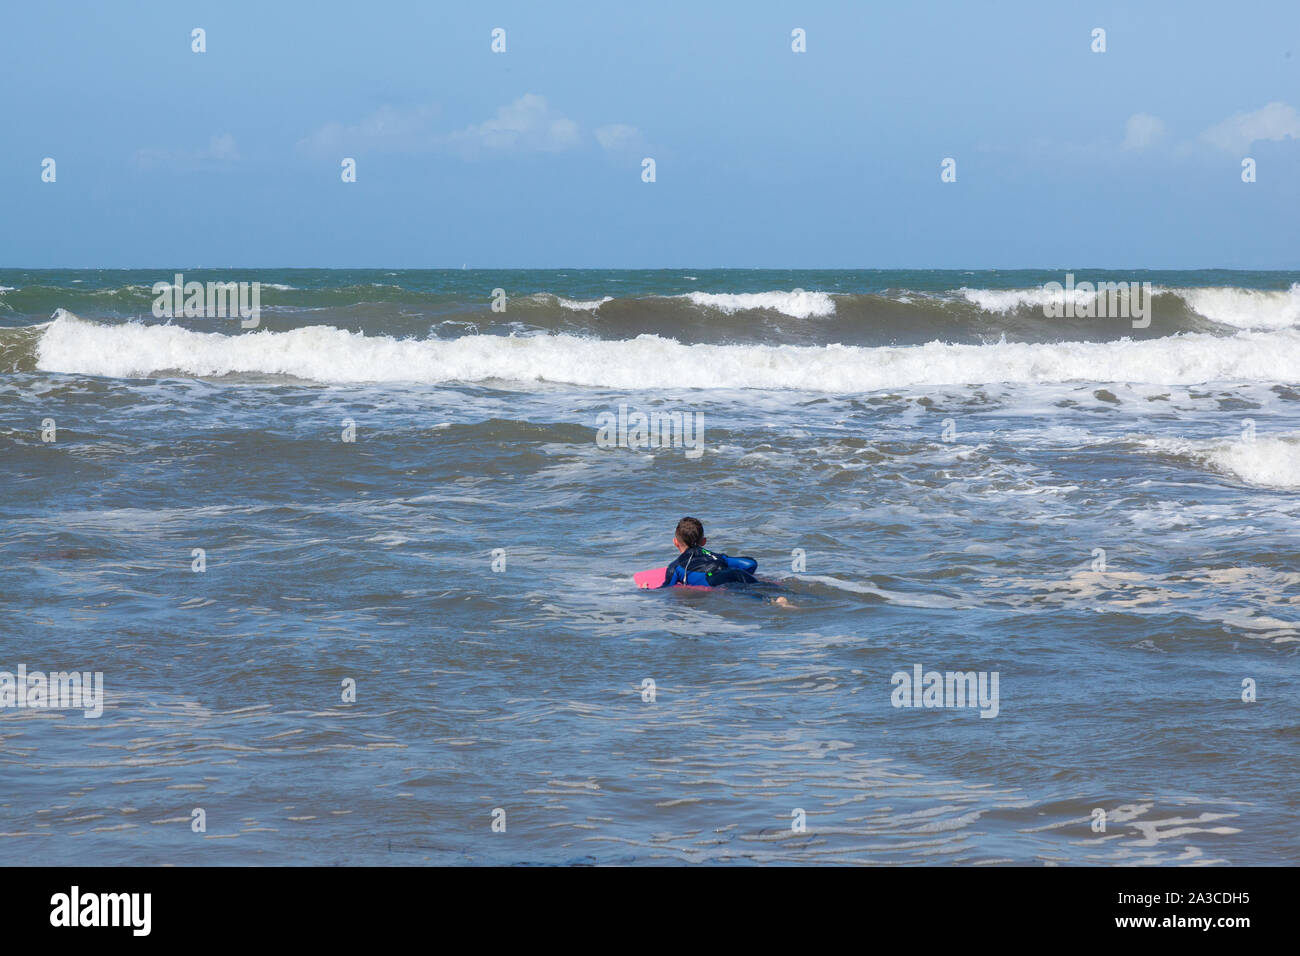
left=659, top=517, right=759, bottom=588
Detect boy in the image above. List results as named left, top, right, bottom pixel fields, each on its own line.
left=658, top=517, right=759, bottom=588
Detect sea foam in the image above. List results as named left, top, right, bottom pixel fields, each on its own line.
left=960, top=283, right=1300, bottom=330
left=683, top=290, right=836, bottom=318
left=1174, top=284, right=1300, bottom=330
left=1142, top=435, right=1300, bottom=490
left=35, top=310, right=1300, bottom=391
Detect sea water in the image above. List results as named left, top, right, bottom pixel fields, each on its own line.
left=1, top=269, right=1296, bottom=864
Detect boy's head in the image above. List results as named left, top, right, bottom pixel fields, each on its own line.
left=674, top=516, right=705, bottom=551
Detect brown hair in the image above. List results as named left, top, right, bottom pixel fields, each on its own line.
left=675, top=516, right=704, bottom=548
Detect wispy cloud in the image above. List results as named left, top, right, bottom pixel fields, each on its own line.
left=446, top=94, right=581, bottom=157
left=296, top=104, right=442, bottom=155
left=594, top=123, right=643, bottom=153
left=1121, top=113, right=1166, bottom=151
left=298, top=95, right=643, bottom=161
left=1199, top=101, right=1300, bottom=153
left=133, top=133, right=240, bottom=170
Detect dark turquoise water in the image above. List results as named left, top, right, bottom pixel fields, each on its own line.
left=1, top=270, right=1297, bottom=864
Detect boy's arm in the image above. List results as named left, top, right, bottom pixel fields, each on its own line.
left=722, top=554, right=758, bottom=573
left=660, top=556, right=683, bottom=588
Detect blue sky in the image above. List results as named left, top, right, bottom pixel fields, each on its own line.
left=2, top=0, right=1297, bottom=268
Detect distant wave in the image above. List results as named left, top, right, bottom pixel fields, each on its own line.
left=523, top=293, right=614, bottom=312
left=961, top=283, right=1300, bottom=331
left=2, top=286, right=1289, bottom=343
left=27, top=310, right=1300, bottom=391
left=556, top=295, right=613, bottom=311
left=6, top=285, right=1299, bottom=344
left=1174, top=284, right=1300, bottom=330
left=681, top=290, right=837, bottom=318
left=959, top=286, right=1102, bottom=313
left=1141, top=434, right=1300, bottom=490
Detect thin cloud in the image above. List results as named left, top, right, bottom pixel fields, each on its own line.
left=133, top=133, right=240, bottom=170
left=1121, top=113, right=1166, bottom=151
left=1199, top=101, right=1300, bottom=153
left=296, top=103, right=442, bottom=155
left=446, top=94, right=581, bottom=157
left=594, top=123, right=643, bottom=152
left=297, top=96, right=642, bottom=161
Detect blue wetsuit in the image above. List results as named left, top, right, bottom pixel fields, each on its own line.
left=660, top=547, right=758, bottom=588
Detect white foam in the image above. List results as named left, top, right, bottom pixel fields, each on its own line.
left=556, top=296, right=613, bottom=311
left=958, top=287, right=1098, bottom=313
left=683, top=290, right=836, bottom=318
left=1142, top=434, right=1300, bottom=490
left=521, top=293, right=612, bottom=311
left=1175, top=284, right=1300, bottom=330
left=34, top=310, right=1300, bottom=392
left=961, top=283, right=1300, bottom=331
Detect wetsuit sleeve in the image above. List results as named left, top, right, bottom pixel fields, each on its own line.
left=722, top=554, right=758, bottom=574
left=660, top=558, right=683, bottom=588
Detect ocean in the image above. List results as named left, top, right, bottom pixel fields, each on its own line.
left=1, top=268, right=1297, bottom=865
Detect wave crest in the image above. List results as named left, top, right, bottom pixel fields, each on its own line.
left=683, top=290, right=836, bottom=318
left=31, top=310, right=1300, bottom=391
left=1142, top=434, right=1300, bottom=490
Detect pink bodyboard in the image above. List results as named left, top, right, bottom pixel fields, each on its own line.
left=633, top=567, right=667, bottom=589
left=634, top=567, right=711, bottom=590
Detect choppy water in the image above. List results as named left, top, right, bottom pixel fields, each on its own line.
left=1, top=270, right=1297, bottom=864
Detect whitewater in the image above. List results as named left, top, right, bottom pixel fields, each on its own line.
left=31, top=309, right=1300, bottom=389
